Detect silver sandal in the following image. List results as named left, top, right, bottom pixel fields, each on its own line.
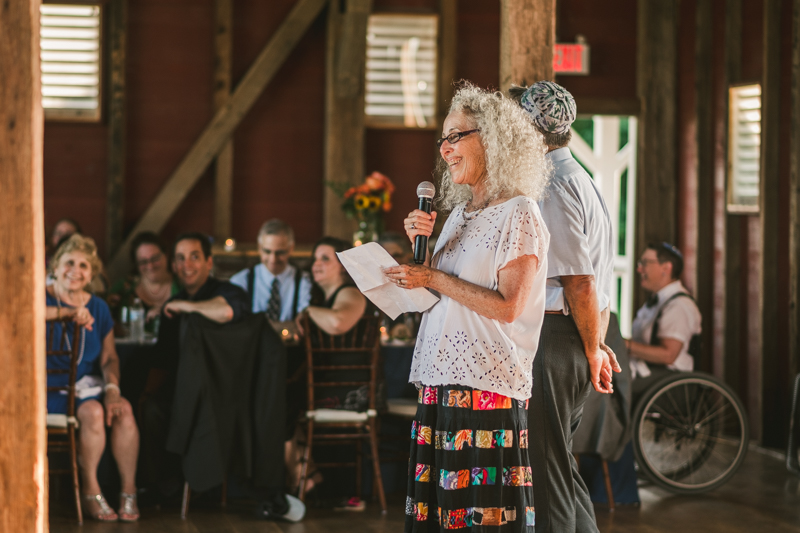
left=118, top=491, right=140, bottom=522
left=82, top=493, right=118, bottom=521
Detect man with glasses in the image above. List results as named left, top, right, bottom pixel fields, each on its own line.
left=230, top=219, right=312, bottom=335
left=627, top=242, right=701, bottom=404
left=511, top=80, right=619, bottom=533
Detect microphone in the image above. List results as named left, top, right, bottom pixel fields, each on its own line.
left=414, top=181, right=436, bottom=264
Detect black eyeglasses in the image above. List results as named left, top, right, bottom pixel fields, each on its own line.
left=436, top=129, right=481, bottom=148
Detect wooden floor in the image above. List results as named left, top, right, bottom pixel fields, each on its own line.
left=50, top=448, right=800, bottom=532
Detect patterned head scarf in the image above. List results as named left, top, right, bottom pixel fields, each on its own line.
left=519, top=81, right=577, bottom=135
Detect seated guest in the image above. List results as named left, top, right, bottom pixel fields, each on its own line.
left=45, top=234, right=140, bottom=522
left=299, top=236, right=367, bottom=335
left=230, top=219, right=312, bottom=334
left=141, top=232, right=250, bottom=497
left=108, top=231, right=180, bottom=327
left=626, top=242, right=701, bottom=404
left=49, top=217, right=82, bottom=256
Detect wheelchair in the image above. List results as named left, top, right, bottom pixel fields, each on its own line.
left=631, top=371, right=749, bottom=494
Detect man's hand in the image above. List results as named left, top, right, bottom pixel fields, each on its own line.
left=587, top=346, right=614, bottom=394
left=600, top=342, right=622, bottom=373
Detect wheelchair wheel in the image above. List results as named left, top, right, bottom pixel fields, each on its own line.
left=632, top=372, right=749, bottom=494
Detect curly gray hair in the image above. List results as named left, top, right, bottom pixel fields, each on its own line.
left=436, top=83, right=551, bottom=212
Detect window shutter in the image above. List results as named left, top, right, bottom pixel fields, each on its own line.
left=365, top=14, right=438, bottom=129
left=727, top=84, right=761, bottom=212
left=40, top=4, right=102, bottom=121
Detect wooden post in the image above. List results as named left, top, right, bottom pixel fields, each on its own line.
left=694, top=0, right=715, bottom=373
left=499, top=0, right=555, bottom=91
left=106, top=0, right=127, bottom=259
left=0, top=0, right=48, bottom=530
left=723, top=0, right=743, bottom=393
left=759, top=0, right=782, bottom=446
left=636, top=0, right=678, bottom=303
left=437, top=0, right=457, bottom=126
left=323, top=0, right=372, bottom=239
left=214, top=0, right=234, bottom=241
left=790, top=0, right=800, bottom=392
left=106, top=0, right=328, bottom=279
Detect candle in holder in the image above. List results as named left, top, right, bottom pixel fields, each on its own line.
left=224, top=238, right=236, bottom=251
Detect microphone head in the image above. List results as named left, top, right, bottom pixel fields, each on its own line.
left=417, top=181, right=436, bottom=199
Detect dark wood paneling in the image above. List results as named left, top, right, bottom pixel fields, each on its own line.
left=457, top=0, right=500, bottom=90
left=106, top=0, right=128, bottom=260
left=791, top=0, right=800, bottom=385
left=695, top=0, right=715, bottom=373
left=0, top=0, right=47, bottom=528
left=759, top=0, right=781, bottom=446
left=556, top=0, right=638, bottom=103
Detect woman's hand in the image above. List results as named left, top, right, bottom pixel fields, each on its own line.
left=104, top=387, right=125, bottom=427
left=383, top=264, right=435, bottom=290
left=404, top=209, right=437, bottom=243
left=146, top=306, right=161, bottom=322
left=71, top=306, right=95, bottom=331
left=295, top=309, right=308, bottom=337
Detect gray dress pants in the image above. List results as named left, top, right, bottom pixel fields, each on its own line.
left=529, top=315, right=598, bottom=533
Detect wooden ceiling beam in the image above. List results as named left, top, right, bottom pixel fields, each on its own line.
left=107, top=0, right=329, bottom=279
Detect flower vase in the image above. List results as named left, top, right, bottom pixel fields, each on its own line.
left=354, top=218, right=380, bottom=246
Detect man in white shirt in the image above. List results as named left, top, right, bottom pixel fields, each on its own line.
left=230, top=219, right=312, bottom=335
left=626, top=242, right=702, bottom=403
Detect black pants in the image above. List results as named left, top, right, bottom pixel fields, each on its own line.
left=140, top=389, right=183, bottom=497
left=631, top=364, right=675, bottom=409
left=528, top=315, right=598, bottom=533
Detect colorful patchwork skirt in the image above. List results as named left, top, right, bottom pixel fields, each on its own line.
left=405, top=384, right=535, bottom=532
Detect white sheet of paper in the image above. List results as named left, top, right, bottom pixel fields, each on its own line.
left=337, top=242, right=439, bottom=320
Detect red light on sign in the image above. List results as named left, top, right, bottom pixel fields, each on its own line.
left=553, top=43, right=590, bottom=75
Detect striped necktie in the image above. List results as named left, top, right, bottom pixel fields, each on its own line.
left=266, top=278, right=281, bottom=321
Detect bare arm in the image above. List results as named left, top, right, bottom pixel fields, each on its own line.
left=45, top=305, right=95, bottom=330
left=383, top=254, right=539, bottom=324
left=627, top=337, right=683, bottom=366
left=99, top=330, right=125, bottom=426
left=561, top=275, right=618, bottom=393
left=305, top=287, right=367, bottom=335
left=163, top=296, right=234, bottom=323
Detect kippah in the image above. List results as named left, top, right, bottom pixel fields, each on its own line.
left=519, top=81, right=577, bottom=135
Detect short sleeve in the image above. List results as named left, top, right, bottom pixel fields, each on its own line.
left=215, top=281, right=251, bottom=321
left=91, top=296, right=115, bottom=340
left=539, top=181, right=595, bottom=278
left=496, top=198, right=548, bottom=272
left=228, top=268, right=249, bottom=292
left=657, top=300, right=701, bottom=345
left=297, top=273, right=313, bottom=312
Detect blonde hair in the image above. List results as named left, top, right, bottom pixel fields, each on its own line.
left=436, top=83, right=552, bottom=212
left=49, top=233, right=103, bottom=284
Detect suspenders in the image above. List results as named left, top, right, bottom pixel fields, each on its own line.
left=649, top=292, right=702, bottom=358
left=246, top=265, right=304, bottom=319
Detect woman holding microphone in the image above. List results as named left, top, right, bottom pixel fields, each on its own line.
left=384, top=84, right=551, bottom=532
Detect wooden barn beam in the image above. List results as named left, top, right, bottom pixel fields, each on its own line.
left=437, top=0, right=457, bottom=126
left=0, top=0, right=48, bottom=530
left=108, top=0, right=328, bottom=279
left=499, top=0, right=555, bottom=91
left=759, top=0, right=782, bottom=446
left=106, top=0, right=127, bottom=259
left=323, top=0, right=372, bottom=239
left=723, top=0, right=743, bottom=396
left=636, top=0, right=678, bottom=305
left=694, top=0, right=714, bottom=373
left=790, top=0, right=800, bottom=395
left=213, top=0, right=234, bottom=241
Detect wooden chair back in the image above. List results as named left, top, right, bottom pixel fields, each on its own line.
left=46, top=319, right=82, bottom=422
left=301, top=311, right=382, bottom=413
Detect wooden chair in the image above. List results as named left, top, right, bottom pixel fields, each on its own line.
left=46, top=319, right=83, bottom=525
left=298, top=312, right=387, bottom=514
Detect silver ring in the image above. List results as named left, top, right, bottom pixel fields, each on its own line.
left=411, top=223, right=416, bottom=230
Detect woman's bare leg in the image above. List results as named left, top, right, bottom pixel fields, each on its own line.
left=76, top=400, right=106, bottom=495
left=109, top=397, right=139, bottom=494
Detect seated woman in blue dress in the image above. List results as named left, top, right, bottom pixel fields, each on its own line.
left=46, top=234, right=140, bottom=522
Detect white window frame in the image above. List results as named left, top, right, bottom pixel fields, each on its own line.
left=727, top=83, right=761, bottom=213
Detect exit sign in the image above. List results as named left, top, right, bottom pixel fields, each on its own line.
left=553, top=43, right=590, bottom=75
